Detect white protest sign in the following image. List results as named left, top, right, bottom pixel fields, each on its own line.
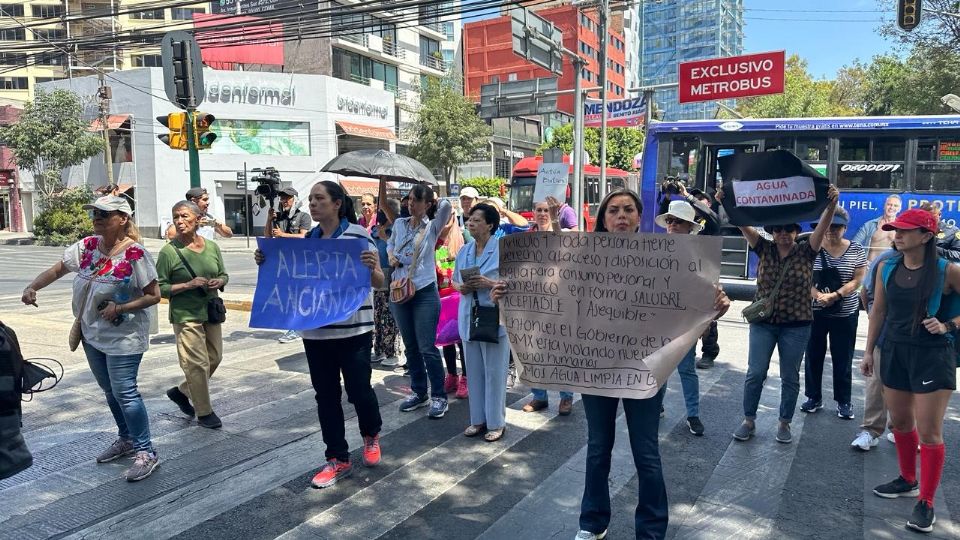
left=731, top=176, right=815, bottom=207
left=499, top=232, right=722, bottom=399
left=532, top=162, right=569, bottom=203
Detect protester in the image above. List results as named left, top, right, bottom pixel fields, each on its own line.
left=359, top=193, right=377, bottom=234
left=22, top=196, right=161, bottom=481
left=918, top=201, right=960, bottom=262
left=255, top=180, right=385, bottom=489
left=388, top=184, right=453, bottom=418
left=165, top=187, right=233, bottom=240
left=862, top=208, right=959, bottom=534
left=801, top=207, right=866, bottom=420
left=524, top=196, right=574, bottom=416
left=852, top=194, right=901, bottom=262
left=494, top=188, right=730, bottom=540
left=437, top=211, right=468, bottom=399
left=157, top=200, right=230, bottom=430
left=655, top=199, right=707, bottom=436
left=372, top=193, right=401, bottom=366
left=718, top=184, right=840, bottom=444
left=484, top=196, right=530, bottom=236
left=459, top=186, right=480, bottom=242
left=455, top=202, right=511, bottom=441
left=265, top=187, right=313, bottom=344
left=686, top=187, right=723, bottom=368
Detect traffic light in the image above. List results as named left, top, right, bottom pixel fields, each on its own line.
left=897, top=0, right=922, bottom=31
left=156, top=112, right=187, bottom=150
left=194, top=112, right=217, bottom=150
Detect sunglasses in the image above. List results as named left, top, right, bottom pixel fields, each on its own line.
left=664, top=216, right=688, bottom=225
left=91, top=209, right=118, bottom=219
left=770, top=225, right=798, bottom=234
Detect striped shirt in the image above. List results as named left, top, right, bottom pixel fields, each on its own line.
left=301, top=223, right=376, bottom=341
left=812, top=241, right=867, bottom=317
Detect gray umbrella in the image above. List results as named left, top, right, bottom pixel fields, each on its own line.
left=320, top=149, right=437, bottom=185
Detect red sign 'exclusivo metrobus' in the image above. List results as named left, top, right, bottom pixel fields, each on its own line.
left=678, top=51, right=786, bottom=104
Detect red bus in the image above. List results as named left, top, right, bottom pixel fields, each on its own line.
left=508, top=155, right=636, bottom=230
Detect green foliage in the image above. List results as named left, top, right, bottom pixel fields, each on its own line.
left=407, top=77, right=492, bottom=189
left=459, top=176, right=506, bottom=197
left=738, top=55, right=853, bottom=118
left=537, top=124, right=643, bottom=171
left=0, top=88, right=104, bottom=200
left=851, top=47, right=960, bottom=116
left=877, top=0, right=960, bottom=49
left=33, top=186, right=94, bottom=245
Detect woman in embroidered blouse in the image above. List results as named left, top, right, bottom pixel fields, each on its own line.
left=387, top=184, right=453, bottom=418
left=156, top=200, right=230, bottom=430
left=455, top=202, right=510, bottom=442
left=22, top=196, right=161, bottom=482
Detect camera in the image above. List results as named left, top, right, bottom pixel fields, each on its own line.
left=660, top=175, right=684, bottom=196
left=252, top=167, right=281, bottom=211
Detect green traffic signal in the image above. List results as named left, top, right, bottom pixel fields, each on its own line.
left=194, top=112, right=217, bottom=150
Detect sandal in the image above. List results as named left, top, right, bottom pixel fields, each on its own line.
left=464, top=424, right=487, bottom=437
left=484, top=426, right=506, bottom=442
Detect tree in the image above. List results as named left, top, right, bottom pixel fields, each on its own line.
left=878, top=0, right=960, bottom=49
left=407, top=78, right=491, bottom=190
left=0, top=88, right=104, bottom=201
left=738, top=55, right=853, bottom=118
left=844, top=47, right=960, bottom=115
left=538, top=124, right=643, bottom=171
left=459, top=176, right=506, bottom=197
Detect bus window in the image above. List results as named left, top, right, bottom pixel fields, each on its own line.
left=669, top=137, right=699, bottom=181
left=765, top=137, right=793, bottom=152
left=916, top=138, right=960, bottom=192
left=837, top=136, right=906, bottom=190
left=797, top=137, right=828, bottom=161
left=839, top=138, right=869, bottom=161
left=873, top=137, right=906, bottom=161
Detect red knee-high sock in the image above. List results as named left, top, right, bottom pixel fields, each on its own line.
left=919, top=443, right=946, bottom=506
left=893, top=429, right=919, bottom=483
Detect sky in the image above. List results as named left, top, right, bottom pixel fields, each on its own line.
left=742, top=0, right=898, bottom=79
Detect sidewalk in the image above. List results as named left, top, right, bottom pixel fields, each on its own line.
left=140, top=235, right=258, bottom=254
left=0, top=230, right=34, bottom=245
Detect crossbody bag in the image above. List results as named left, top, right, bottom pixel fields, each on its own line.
left=742, top=256, right=789, bottom=324
left=173, top=245, right=227, bottom=324
left=390, top=223, right=427, bottom=304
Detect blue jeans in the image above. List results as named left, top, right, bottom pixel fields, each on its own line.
left=676, top=346, right=699, bottom=418
left=82, top=342, right=153, bottom=452
left=531, top=388, right=574, bottom=402
left=743, top=323, right=812, bottom=423
left=389, top=284, right=446, bottom=399
left=580, top=388, right=668, bottom=539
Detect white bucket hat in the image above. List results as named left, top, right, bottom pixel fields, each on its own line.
left=655, top=200, right=703, bottom=234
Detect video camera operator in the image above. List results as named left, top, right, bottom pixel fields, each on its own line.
left=658, top=177, right=722, bottom=237
left=265, top=187, right=312, bottom=239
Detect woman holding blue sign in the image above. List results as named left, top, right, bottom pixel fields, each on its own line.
left=388, top=185, right=453, bottom=419
left=454, top=202, right=510, bottom=442
left=255, top=180, right=385, bottom=490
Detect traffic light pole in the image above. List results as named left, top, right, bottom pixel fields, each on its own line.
left=185, top=108, right=201, bottom=189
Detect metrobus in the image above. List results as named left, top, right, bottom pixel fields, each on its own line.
left=640, top=115, right=960, bottom=279
left=509, top=154, right=637, bottom=231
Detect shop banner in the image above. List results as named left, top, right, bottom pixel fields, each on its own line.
left=679, top=50, right=785, bottom=104
left=250, top=238, right=371, bottom=330
left=193, top=13, right=284, bottom=66
left=500, top=233, right=721, bottom=400
left=719, top=150, right=830, bottom=226
left=584, top=96, right=647, bottom=128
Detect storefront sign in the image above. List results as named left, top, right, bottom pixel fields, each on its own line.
left=205, top=82, right=296, bottom=106
left=583, top=96, right=647, bottom=128
left=336, top=96, right=388, bottom=119
left=679, top=50, right=785, bottom=104
left=940, top=141, right=960, bottom=161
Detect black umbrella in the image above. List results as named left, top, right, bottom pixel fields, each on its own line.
left=718, top=149, right=830, bottom=227
left=321, top=149, right=437, bottom=185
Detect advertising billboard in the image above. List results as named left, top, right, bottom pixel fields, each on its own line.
left=193, top=13, right=284, bottom=66
left=678, top=51, right=786, bottom=104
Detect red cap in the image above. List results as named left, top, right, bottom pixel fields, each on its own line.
left=880, top=208, right=939, bottom=234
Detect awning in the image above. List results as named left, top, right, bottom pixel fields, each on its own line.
left=340, top=177, right=381, bottom=197
left=336, top=121, right=397, bottom=141
left=89, top=114, right=130, bottom=131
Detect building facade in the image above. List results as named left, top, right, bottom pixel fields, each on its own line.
left=0, top=102, right=24, bottom=231
left=637, top=0, right=743, bottom=120
left=38, top=69, right=396, bottom=238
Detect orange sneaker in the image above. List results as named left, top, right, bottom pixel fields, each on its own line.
left=362, top=434, right=381, bottom=467
left=311, top=459, right=352, bottom=488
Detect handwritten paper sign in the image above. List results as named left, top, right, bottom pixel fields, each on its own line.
left=532, top=162, right=569, bottom=203
left=500, top=232, right=721, bottom=399
left=250, top=238, right=371, bottom=330
left=732, top=176, right=815, bottom=207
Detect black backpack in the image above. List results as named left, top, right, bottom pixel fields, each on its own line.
left=0, top=321, right=33, bottom=480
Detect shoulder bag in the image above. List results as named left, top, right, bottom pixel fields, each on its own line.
left=173, top=245, right=227, bottom=324
left=469, top=291, right=500, bottom=343
left=742, top=257, right=789, bottom=324
left=813, top=250, right=844, bottom=315
left=390, top=224, right=427, bottom=304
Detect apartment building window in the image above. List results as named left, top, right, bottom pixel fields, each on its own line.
left=0, top=53, right=27, bottom=66
left=0, top=4, right=24, bottom=16
left=31, top=4, right=63, bottom=18
left=332, top=9, right=397, bottom=44
left=172, top=7, right=204, bottom=20
left=0, top=77, right=28, bottom=90
left=0, top=28, right=25, bottom=41
left=35, top=52, right=66, bottom=66
left=420, top=36, right=441, bottom=67
left=34, top=28, right=65, bottom=41
left=34, top=76, right=66, bottom=84
left=418, top=3, right=440, bottom=26
left=132, top=54, right=163, bottom=67
left=130, top=9, right=164, bottom=20
left=332, top=48, right=399, bottom=89
left=495, top=158, right=512, bottom=179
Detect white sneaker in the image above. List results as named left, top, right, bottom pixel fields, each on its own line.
left=886, top=432, right=896, bottom=444
left=278, top=330, right=301, bottom=344
left=851, top=430, right=879, bottom=451
left=575, top=530, right=607, bottom=540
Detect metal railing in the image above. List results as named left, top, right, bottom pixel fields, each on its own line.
left=382, top=40, right=405, bottom=59
left=419, top=55, right=445, bottom=71
left=340, top=33, right=367, bottom=46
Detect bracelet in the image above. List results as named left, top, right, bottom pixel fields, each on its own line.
left=117, top=304, right=123, bottom=314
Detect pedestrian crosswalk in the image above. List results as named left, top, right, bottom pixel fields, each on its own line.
left=2, top=310, right=960, bottom=540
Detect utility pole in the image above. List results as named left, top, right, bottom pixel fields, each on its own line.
left=597, top=0, right=610, bottom=199
left=97, top=71, right=115, bottom=187
left=570, top=54, right=586, bottom=231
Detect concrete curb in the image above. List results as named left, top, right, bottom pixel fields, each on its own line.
left=0, top=237, right=36, bottom=246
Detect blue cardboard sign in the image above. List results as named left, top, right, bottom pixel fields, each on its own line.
left=250, top=238, right=371, bottom=330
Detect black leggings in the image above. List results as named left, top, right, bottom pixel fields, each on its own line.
left=443, top=343, right=466, bottom=376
